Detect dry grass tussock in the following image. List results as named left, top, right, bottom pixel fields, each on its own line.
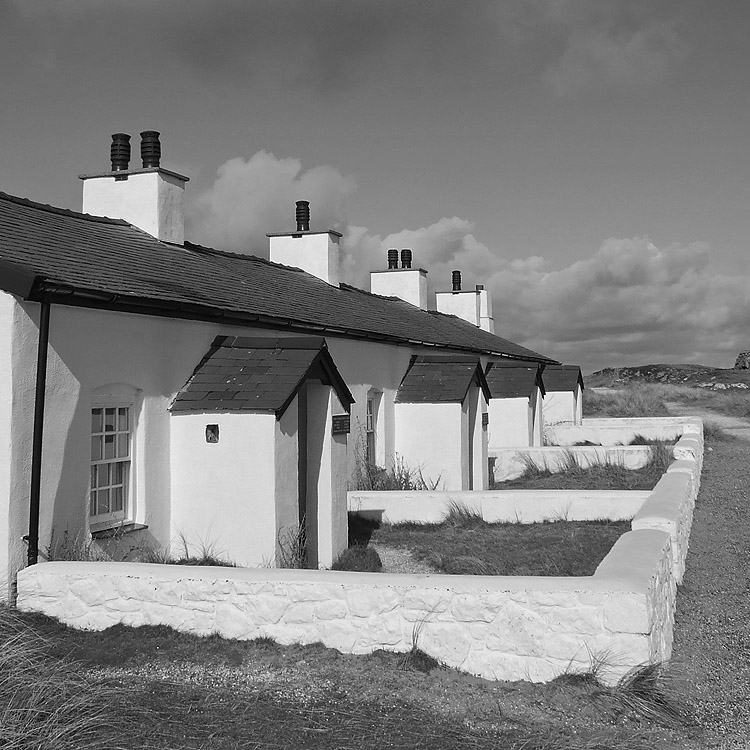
left=0, top=606, right=146, bottom=750
left=585, top=382, right=750, bottom=420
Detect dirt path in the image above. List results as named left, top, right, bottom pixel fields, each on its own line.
left=668, top=404, right=750, bottom=748
left=665, top=400, right=750, bottom=441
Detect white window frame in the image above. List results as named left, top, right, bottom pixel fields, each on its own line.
left=89, top=384, right=140, bottom=532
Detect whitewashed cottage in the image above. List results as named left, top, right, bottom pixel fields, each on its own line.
left=0, top=132, right=554, bottom=593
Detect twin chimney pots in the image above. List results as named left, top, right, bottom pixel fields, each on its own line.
left=370, top=248, right=427, bottom=309
left=386, top=248, right=414, bottom=269
left=109, top=131, right=162, bottom=172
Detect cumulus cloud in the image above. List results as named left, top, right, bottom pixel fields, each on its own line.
left=191, top=150, right=749, bottom=372
left=188, top=150, right=355, bottom=254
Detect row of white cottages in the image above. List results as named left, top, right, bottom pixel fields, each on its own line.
left=0, top=132, right=583, bottom=590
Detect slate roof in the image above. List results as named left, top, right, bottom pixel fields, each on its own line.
left=542, top=364, right=584, bottom=392
left=0, top=191, right=554, bottom=362
left=395, top=355, right=491, bottom=403
left=484, top=359, right=545, bottom=399
left=170, top=336, right=354, bottom=416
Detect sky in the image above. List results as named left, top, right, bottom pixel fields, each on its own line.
left=1, top=0, right=749, bottom=372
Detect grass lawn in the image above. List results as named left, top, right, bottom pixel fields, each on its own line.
left=494, top=460, right=665, bottom=490
left=371, top=517, right=630, bottom=576
left=492, top=442, right=673, bottom=491
left=9, top=606, right=691, bottom=750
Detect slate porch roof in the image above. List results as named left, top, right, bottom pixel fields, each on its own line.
left=395, top=355, right=491, bottom=404
left=0, top=191, right=555, bottom=363
left=484, top=359, right=546, bottom=399
left=170, top=336, right=354, bottom=417
left=542, top=364, right=584, bottom=392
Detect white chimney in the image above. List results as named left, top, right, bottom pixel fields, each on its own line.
left=80, top=132, right=188, bottom=245
left=370, top=248, right=428, bottom=309
left=267, top=201, right=342, bottom=286
left=435, top=271, right=495, bottom=333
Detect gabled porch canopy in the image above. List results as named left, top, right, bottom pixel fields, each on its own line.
left=170, top=335, right=354, bottom=418
left=395, top=355, right=491, bottom=404
left=485, top=359, right=546, bottom=399
left=542, top=364, right=585, bottom=393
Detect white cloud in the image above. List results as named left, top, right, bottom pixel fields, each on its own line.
left=190, top=150, right=750, bottom=372
left=188, top=150, right=355, bottom=254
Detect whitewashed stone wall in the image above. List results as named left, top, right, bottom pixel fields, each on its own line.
left=17, top=531, right=672, bottom=686
left=490, top=445, right=652, bottom=482
left=544, top=416, right=697, bottom=447
left=349, top=489, right=651, bottom=525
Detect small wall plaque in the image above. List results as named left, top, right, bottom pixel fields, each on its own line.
left=332, top=414, right=350, bottom=435
left=206, top=424, right=219, bottom=443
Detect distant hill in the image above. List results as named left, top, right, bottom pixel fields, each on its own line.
left=586, top=364, right=750, bottom=390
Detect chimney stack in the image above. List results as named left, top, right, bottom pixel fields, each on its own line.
left=80, top=131, right=189, bottom=244
left=296, top=200, right=311, bottom=232
left=435, top=271, right=494, bottom=333
left=140, top=131, right=161, bottom=168
left=370, top=247, right=427, bottom=308
left=268, top=201, right=342, bottom=286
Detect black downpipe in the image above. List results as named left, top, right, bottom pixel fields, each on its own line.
left=26, top=301, right=50, bottom=566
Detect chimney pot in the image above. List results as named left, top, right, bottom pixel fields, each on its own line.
left=401, top=248, right=412, bottom=269
left=452, top=270, right=462, bottom=291
left=140, top=131, right=161, bottom=168
left=387, top=248, right=399, bottom=269
left=110, top=133, right=131, bottom=171
left=295, top=200, right=310, bottom=232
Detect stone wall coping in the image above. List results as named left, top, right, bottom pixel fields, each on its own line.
left=593, top=529, right=672, bottom=588
left=581, top=417, right=701, bottom=426
left=348, top=489, right=653, bottom=502
left=20, top=559, right=653, bottom=595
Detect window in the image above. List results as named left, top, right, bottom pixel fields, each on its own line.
left=90, top=405, right=131, bottom=525
left=365, top=396, right=376, bottom=466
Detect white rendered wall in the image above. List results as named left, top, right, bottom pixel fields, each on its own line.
left=269, top=233, right=340, bottom=286
left=545, top=417, right=690, bottom=447
left=170, top=412, right=279, bottom=567
left=477, top=289, right=494, bottom=333
left=82, top=171, right=186, bottom=244
left=435, top=290, right=480, bottom=327
left=1, top=295, right=42, bottom=597
left=394, top=402, right=463, bottom=490
left=532, top=389, right=543, bottom=446
left=370, top=269, right=428, bottom=309
left=8, top=303, right=272, bottom=584
left=0, top=293, right=15, bottom=592
left=488, top=397, right=532, bottom=448
left=542, top=390, right=577, bottom=426
left=462, top=387, right=487, bottom=490
left=349, top=489, right=650, bottom=525
left=325, top=339, right=412, bottom=480
left=490, top=445, right=652, bottom=482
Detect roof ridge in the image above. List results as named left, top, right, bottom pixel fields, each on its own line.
left=0, top=191, right=129, bottom=226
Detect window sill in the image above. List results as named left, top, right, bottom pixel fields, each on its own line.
left=91, top=522, right=148, bottom=540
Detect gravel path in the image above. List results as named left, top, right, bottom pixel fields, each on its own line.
left=668, top=405, right=750, bottom=748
